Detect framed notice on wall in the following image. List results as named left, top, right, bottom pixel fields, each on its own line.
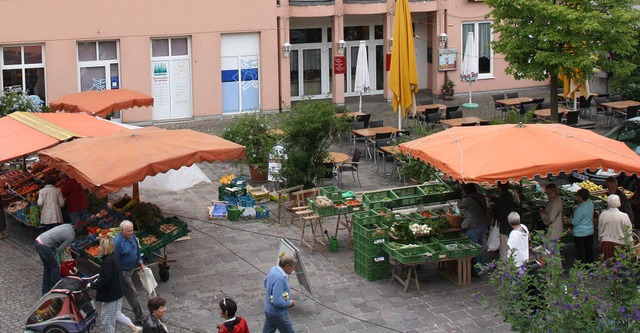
left=438, top=48, right=458, bottom=72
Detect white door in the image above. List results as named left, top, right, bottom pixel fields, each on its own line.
left=151, top=38, right=192, bottom=120
left=221, top=33, right=260, bottom=113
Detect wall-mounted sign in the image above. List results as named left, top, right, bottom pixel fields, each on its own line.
left=438, top=48, right=458, bottom=72
left=334, top=55, right=346, bottom=75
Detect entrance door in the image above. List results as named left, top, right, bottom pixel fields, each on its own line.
left=221, top=33, right=260, bottom=113
left=290, top=47, right=326, bottom=99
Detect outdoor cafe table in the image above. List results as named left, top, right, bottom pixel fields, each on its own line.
left=325, top=151, right=350, bottom=164
left=415, top=104, right=447, bottom=113
left=496, top=97, right=533, bottom=108
left=533, top=108, right=568, bottom=119
left=600, top=100, right=640, bottom=125
left=440, top=116, right=486, bottom=128
left=336, top=111, right=367, bottom=118
left=351, top=125, right=399, bottom=139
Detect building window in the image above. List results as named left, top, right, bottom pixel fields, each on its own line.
left=77, top=41, right=119, bottom=91
left=1, top=45, right=46, bottom=102
left=462, top=22, right=492, bottom=78
left=151, top=37, right=192, bottom=120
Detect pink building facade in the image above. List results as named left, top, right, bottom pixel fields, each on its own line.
left=0, top=0, right=546, bottom=123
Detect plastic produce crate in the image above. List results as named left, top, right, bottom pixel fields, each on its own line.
left=237, top=194, right=256, bottom=208
left=416, top=240, right=448, bottom=260
left=354, top=237, right=386, bottom=257
left=247, top=185, right=270, bottom=203
left=391, top=186, right=426, bottom=207
left=384, top=242, right=436, bottom=264
left=354, top=221, right=389, bottom=241
left=374, top=207, right=402, bottom=224
left=218, top=185, right=247, bottom=201
left=306, top=197, right=334, bottom=216
left=154, top=216, right=188, bottom=238
left=419, top=183, right=456, bottom=204
left=354, top=251, right=390, bottom=281
left=352, top=210, right=381, bottom=226
left=436, top=239, right=468, bottom=259
left=320, top=186, right=343, bottom=201
left=255, top=205, right=270, bottom=219
left=453, top=238, right=482, bottom=257
left=363, top=190, right=397, bottom=209
left=333, top=200, right=350, bottom=214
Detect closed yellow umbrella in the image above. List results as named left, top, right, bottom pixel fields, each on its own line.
left=560, top=69, right=590, bottom=110
left=388, top=0, right=418, bottom=130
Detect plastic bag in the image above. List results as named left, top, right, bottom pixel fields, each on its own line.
left=138, top=267, right=158, bottom=296
left=487, top=220, right=500, bottom=252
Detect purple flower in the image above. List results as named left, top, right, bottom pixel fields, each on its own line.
left=620, top=306, right=626, bottom=313
left=504, top=271, right=512, bottom=279
left=584, top=295, right=589, bottom=302
left=574, top=304, right=581, bottom=309
left=489, top=262, right=496, bottom=269
left=563, top=304, right=572, bottom=311
left=573, top=289, right=580, bottom=296
left=620, top=253, right=626, bottom=259
left=634, top=309, right=640, bottom=321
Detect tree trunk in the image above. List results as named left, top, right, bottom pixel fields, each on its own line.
left=550, top=78, right=559, bottom=123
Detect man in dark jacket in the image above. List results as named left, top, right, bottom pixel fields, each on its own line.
left=492, top=182, right=515, bottom=262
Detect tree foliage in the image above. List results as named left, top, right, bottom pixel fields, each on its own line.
left=485, top=0, right=640, bottom=121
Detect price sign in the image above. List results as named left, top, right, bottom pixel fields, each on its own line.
left=334, top=55, right=346, bottom=75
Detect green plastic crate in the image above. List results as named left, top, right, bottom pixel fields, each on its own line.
left=153, top=216, right=188, bottom=239
left=218, top=185, right=247, bottom=201
left=354, top=251, right=390, bottom=281
left=384, top=242, right=436, bottom=264
left=354, top=237, right=386, bottom=257
left=419, top=183, right=457, bottom=204
left=416, top=241, right=449, bottom=260
left=391, top=186, right=427, bottom=207
left=320, top=186, right=343, bottom=201
left=363, top=190, right=397, bottom=209
left=409, top=212, right=427, bottom=222
left=434, top=232, right=468, bottom=242
left=346, top=200, right=363, bottom=213
left=333, top=200, right=349, bottom=215
left=306, top=197, right=334, bottom=216
left=413, top=210, right=441, bottom=220
left=354, top=221, right=389, bottom=240
left=456, top=238, right=483, bottom=257
left=436, top=239, right=469, bottom=259
left=352, top=210, right=381, bottom=226
left=373, top=207, right=402, bottom=223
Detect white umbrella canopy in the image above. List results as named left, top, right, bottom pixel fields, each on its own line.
left=460, top=32, right=479, bottom=109
left=354, top=41, right=371, bottom=112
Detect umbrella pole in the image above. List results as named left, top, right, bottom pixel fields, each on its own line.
left=359, top=93, right=363, bottom=112
left=133, top=182, right=140, bottom=203
left=468, top=81, right=472, bottom=104
left=397, top=105, right=403, bottom=131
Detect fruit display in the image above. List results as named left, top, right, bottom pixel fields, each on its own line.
left=577, top=180, right=604, bottom=192
left=158, top=223, right=178, bottom=234
left=141, top=234, right=158, bottom=245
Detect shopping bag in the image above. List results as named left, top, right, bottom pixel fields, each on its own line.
left=60, top=260, right=78, bottom=277
left=486, top=220, right=500, bottom=252
left=138, top=267, right=158, bottom=297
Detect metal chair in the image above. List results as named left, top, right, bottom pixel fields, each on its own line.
left=358, top=113, right=372, bottom=128
left=608, top=95, right=622, bottom=102
left=538, top=102, right=550, bottom=110
left=335, top=148, right=363, bottom=187
left=374, top=138, right=394, bottom=174
left=593, top=97, right=610, bottom=125
left=445, top=105, right=460, bottom=119
left=564, top=110, right=580, bottom=127
left=366, top=132, right=392, bottom=160
left=506, top=92, right=519, bottom=99
left=578, top=95, right=594, bottom=119
left=448, top=110, right=463, bottom=119
left=351, top=121, right=366, bottom=152
left=492, top=93, right=507, bottom=120
left=368, top=120, right=384, bottom=128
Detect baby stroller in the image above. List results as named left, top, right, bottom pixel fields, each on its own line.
left=24, top=273, right=99, bottom=333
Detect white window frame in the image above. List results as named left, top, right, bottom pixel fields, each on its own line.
left=0, top=44, right=46, bottom=100
left=77, top=40, right=120, bottom=91
left=462, top=21, right=494, bottom=79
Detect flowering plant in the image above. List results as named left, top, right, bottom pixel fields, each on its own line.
left=0, top=87, right=43, bottom=116
left=477, top=230, right=640, bottom=332
left=441, top=74, right=455, bottom=96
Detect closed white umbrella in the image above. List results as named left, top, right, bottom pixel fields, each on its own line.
left=460, top=32, right=479, bottom=109
left=354, top=41, right=371, bottom=112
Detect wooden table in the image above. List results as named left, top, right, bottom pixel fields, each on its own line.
left=600, top=100, right=640, bottom=125
left=496, top=97, right=533, bottom=107
left=351, top=125, right=399, bottom=139
left=336, top=111, right=367, bottom=118
left=415, top=104, right=447, bottom=113
left=325, top=151, right=349, bottom=164
left=557, top=92, right=597, bottom=99
left=391, top=256, right=474, bottom=292
left=440, top=116, right=486, bottom=128
left=533, top=108, right=568, bottom=119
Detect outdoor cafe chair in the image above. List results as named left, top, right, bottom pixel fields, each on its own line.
left=492, top=93, right=507, bottom=119
left=367, top=132, right=392, bottom=160
left=506, top=92, right=519, bottom=99
left=578, top=95, right=594, bottom=119
left=419, top=112, right=443, bottom=130
left=335, top=148, right=363, bottom=187
left=448, top=110, right=463, bottom=119
left=351, top=121, right=366, bottom=152
left=374, top=138, right=394, bottom=174
left=593, top=97, right=611, bottom=125
left=368, top=120, right=384, bottom=128
left=538, top=101, right=550, bottom=110
left=563, top=110, right=580, bottom=127
left=613, top=105, right=639, bottom=125
left=445, top=105, right=460, bottom=119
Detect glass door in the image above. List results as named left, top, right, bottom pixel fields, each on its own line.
left=290, top=47, right=326, bottom=99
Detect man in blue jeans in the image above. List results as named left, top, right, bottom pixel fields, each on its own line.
left=34, top=224, right=76, bottom=294
left=114, top=220, right=146, bottom=325
left=263, top=255, right=297, bottom=333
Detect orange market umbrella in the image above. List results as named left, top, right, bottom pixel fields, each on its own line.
left=39, top=127, right=246, bottom=199
left=388, top=0, right=418, bottom=130
left=49, top=89, right=154, bottom=118
left=399, top=123, right=640, bottom=184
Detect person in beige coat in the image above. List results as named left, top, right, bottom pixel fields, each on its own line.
left=37, top=176, right=65, bottom=227
left=540, top=183, right=563, bottom=241
left=598, top=194, right=633, bottom=260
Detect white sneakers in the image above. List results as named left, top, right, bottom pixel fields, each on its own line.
left=132, top=326, right=143, bottom=333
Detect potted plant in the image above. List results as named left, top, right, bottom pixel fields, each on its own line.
left=441, top=73, right=455, bottom=100
left=222, top=113, right=277, bottom=182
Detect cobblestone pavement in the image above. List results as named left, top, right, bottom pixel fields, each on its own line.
left=2, top=86, right=606, bottom=332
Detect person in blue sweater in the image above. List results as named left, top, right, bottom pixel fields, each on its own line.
left=263, top=255, right=297, bottom=333
left=114, top=220, right=146, bottom=325
left=570, top=189, right=595, bottom=263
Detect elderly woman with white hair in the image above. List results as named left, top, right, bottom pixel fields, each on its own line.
left=598, top=194, right=633, bottom=260
left=506, top=211, right=529, bottom=267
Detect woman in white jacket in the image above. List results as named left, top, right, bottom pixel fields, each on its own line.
left=37, top=176, right=65, bottom=227
left=507, top=211, right=529, bottom=267
left=598, top=194, right=633, bottom=261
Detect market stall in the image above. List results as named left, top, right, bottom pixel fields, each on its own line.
left=398, top=123, right=640, bottom=235
left=38, top=126, right=246, bottom=279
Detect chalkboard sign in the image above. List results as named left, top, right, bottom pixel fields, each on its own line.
left=276, top=238, right=312, bottom=295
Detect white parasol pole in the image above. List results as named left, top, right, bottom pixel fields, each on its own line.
left=398, top=105, right=403, bottom=131
left=359, top=92, right=363, bottom=113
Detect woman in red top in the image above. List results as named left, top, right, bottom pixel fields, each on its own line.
left=217, top=297, right=249, bottom=333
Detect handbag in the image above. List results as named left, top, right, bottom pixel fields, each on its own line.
left=487, top=220, right=500, bottom=252
left=138, top=267, right=158, bottom=297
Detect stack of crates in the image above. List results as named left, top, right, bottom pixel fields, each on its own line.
left=352, top=210, right=391, bottom=281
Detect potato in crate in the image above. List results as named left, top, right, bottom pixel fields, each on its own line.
left=306, top=196, right=334, bottom=216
